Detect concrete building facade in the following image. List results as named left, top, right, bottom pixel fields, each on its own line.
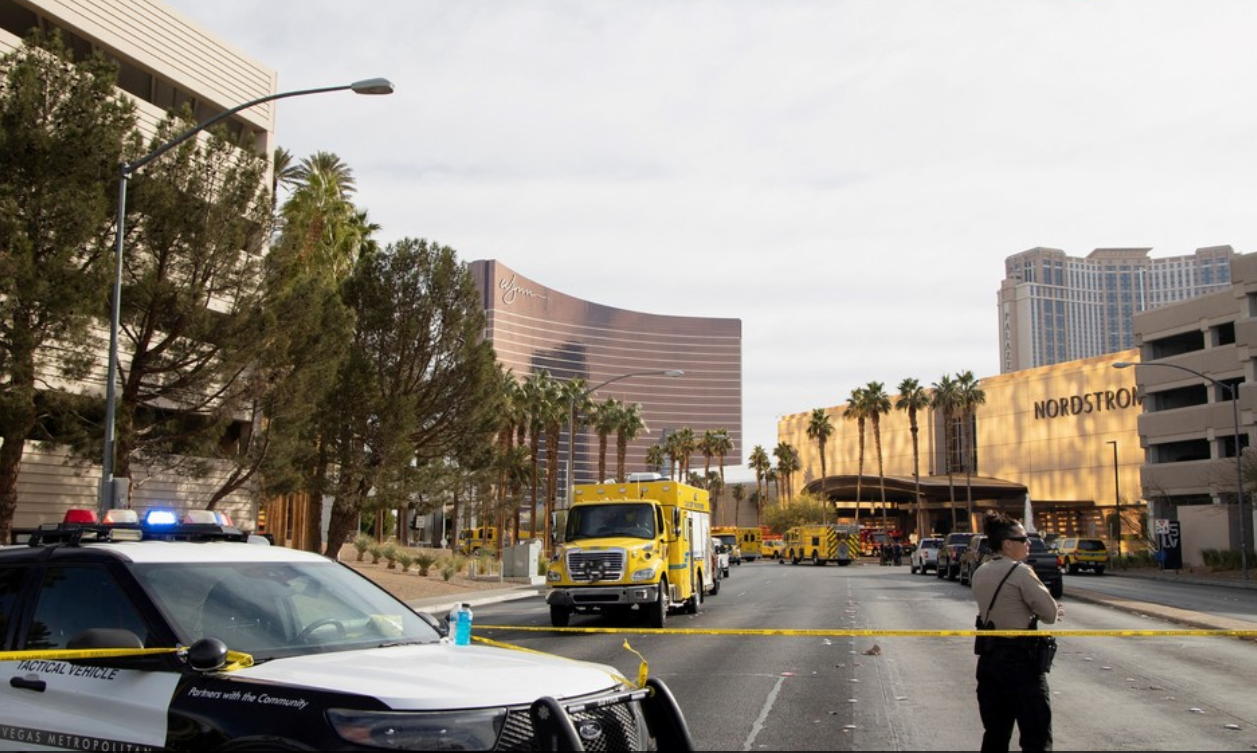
left=1127, top=252, right=1257, bottom=555
left=998, top=245, right=1234, bottom=373
left=1, top=0, right=276, bottom=529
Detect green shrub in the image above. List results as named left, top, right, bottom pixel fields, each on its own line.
left=440, top=563, right=456, bottom=581
left=352, top=533, right=373, bottom=562
left=414, top=551, right=438, bottom=576
left=383, top=542, right=400, bottom=569
left=367, top=542, right=384, bottom=565
left=396, top=549, right=415, bottom=573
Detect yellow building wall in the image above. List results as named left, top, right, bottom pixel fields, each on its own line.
left=778, top=350, right=1144, bottom=511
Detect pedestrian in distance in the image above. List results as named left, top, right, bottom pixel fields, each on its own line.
left=971, top=511, right=1064, bottom=752
left=892, top=540, right=903, bottom=566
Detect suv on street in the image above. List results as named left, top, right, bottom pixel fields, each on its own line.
left=1058, top=537, right=1110, bottom=574
left=955, top=533, right=1064, bottom=599
left=910, top=537, right=942, bottom=574
left=935, top=531, right=976, bottom=581
left=958, top=534, right=990, bottom=586
left=0, top=508, right=693, bottom=751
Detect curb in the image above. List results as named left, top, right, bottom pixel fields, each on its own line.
left=406, top=585, right=544, bottom=617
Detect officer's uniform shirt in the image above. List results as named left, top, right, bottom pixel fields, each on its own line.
left=971, top=555, right=1059, bottom=629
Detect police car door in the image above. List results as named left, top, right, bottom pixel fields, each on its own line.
left=0, top=563, right=179, bottom=751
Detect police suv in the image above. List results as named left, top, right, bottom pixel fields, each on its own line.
left=0, top=508, right=693, bottom=751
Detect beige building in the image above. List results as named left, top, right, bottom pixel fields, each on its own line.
left=1, top=0, right=276, bottom=528
left=778, top=350, right=1145, bottom=539
left=1128, top=252, right=1257, bottom=556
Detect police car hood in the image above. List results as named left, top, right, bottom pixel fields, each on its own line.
left=235, top=644, right=624, bottom=709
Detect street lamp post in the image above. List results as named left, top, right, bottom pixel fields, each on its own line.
left=564, top=369, right=684, bottom=512
left=1114, top=360, right=1248, bottom=580
left=99, top=78, right=394, bottom=517
left=1106, top=439, right=1121, bottom=558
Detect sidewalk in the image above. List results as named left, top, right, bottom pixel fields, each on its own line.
left=405, top=583, right=544, bottom=617
left=1067, top=568, right=1257, bottom=633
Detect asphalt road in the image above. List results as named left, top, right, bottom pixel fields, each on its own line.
left=459, top=562, right=1257, bottom=751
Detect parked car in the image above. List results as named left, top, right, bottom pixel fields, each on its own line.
left=1027, top=534, right=1065, bottom=598
left=955, top=532, right=1064, bottom=599
left=958, top=534, right=990, bottom=586
left=0, top=508, right=693, bottom=751
left=936, top=531, right=976, bottom=581
left=1058, top=537, right=1110, bottom=574
left=910, top=537, right=943, bottom=574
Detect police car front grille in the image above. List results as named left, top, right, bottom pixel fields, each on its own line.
left=566, top=550, right=626, bottom=582
left=496, top=696, right=643, bottom=751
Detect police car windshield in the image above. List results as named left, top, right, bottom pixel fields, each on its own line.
left=565, top=504, right=656, bottom=541
left=131, top=560, right=442, bottom=660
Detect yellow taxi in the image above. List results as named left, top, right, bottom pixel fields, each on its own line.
left=1058, top=537, right=1110, bottom=574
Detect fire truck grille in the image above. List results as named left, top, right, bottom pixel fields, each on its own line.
left=496, top=694, right=644, bottom=751
left=566, top=550, right=626, bottom=582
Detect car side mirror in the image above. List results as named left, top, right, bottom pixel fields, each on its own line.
left=187, top=638, right=230, bottom=672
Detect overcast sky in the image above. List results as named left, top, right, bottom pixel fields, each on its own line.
left=164, top=0, right=1257, bottom=477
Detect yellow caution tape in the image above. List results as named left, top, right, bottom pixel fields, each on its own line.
left=621, top=639, right=649, bottom=688
left=477, top=625, right=1257, bottom=638
left=0, top=647, right=255, bottom=670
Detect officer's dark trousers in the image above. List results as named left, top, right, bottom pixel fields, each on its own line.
left=976, top=647, right=1052, bottom=752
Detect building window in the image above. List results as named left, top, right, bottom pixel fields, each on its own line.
left=1148, top=330, right=1205, bottom=359
left=1211, top=321, right=1236, bottom=346
left=1150, top=439, right=1211, bottom=464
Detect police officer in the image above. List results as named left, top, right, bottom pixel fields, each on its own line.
left=971, top=511, right=1063, bottom=752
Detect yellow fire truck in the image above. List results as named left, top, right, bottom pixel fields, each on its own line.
left=783, top=523, right=860, bottom=566
left=546, top=476, right=715, bottom=629
left=457, top=526, right=499, bottom=554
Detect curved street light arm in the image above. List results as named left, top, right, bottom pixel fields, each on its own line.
left=100, top=78, right=394, bottom=516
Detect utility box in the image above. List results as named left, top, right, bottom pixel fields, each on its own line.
left=504, top=539, right=542, bottom=579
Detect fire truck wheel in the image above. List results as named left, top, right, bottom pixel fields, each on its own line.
left=711, top=575, right=721, bottom=596
left=649, top=581, right=668, bottom=628
left=549, top=605, right=571, bottom=628
left=684, top=574, right=702, bottom=614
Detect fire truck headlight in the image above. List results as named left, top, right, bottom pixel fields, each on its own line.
left=630, top=567, right=657, bottom=582
left=547, top=568, right=563, bottom=582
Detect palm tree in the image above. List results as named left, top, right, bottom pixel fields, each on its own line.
left=957, top=370, right=987, bottom=526
left=645, top=443, right=667, bottom=475
left=863, top=381, right=892, bottom=528
left=520, top=370, right=557, bottom=539
left=548, top=378, right=589, bottom=550
left=748, top=445, right=771, bottom=520
left=663, top=431, right=682, bottom=481
left=614, top=402, right=648, bottom=482
left=730, top=482, right=746, bottom=527
left=279, top=150, right=367, bottom=279
left=843, top=386, right=869, bottom=528
left=591, top=397, right=623, bottom=483
left=495, top=370, right=527, bottom=544
left=806, top=407, right=835, bottom=484
left=700, top=430, right=722, bottom=519
left=896, top=377, right=931, bottom=538
left=765, top=469, right=779, bottom=513
left=773, top=441, right=800, bottom=503
left=674, top=427, right=697, bottom=479
left=931, top=373, right=962, bottom=529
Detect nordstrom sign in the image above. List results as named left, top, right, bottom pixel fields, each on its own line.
left=1033, top=385, right=1142, bottom=420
